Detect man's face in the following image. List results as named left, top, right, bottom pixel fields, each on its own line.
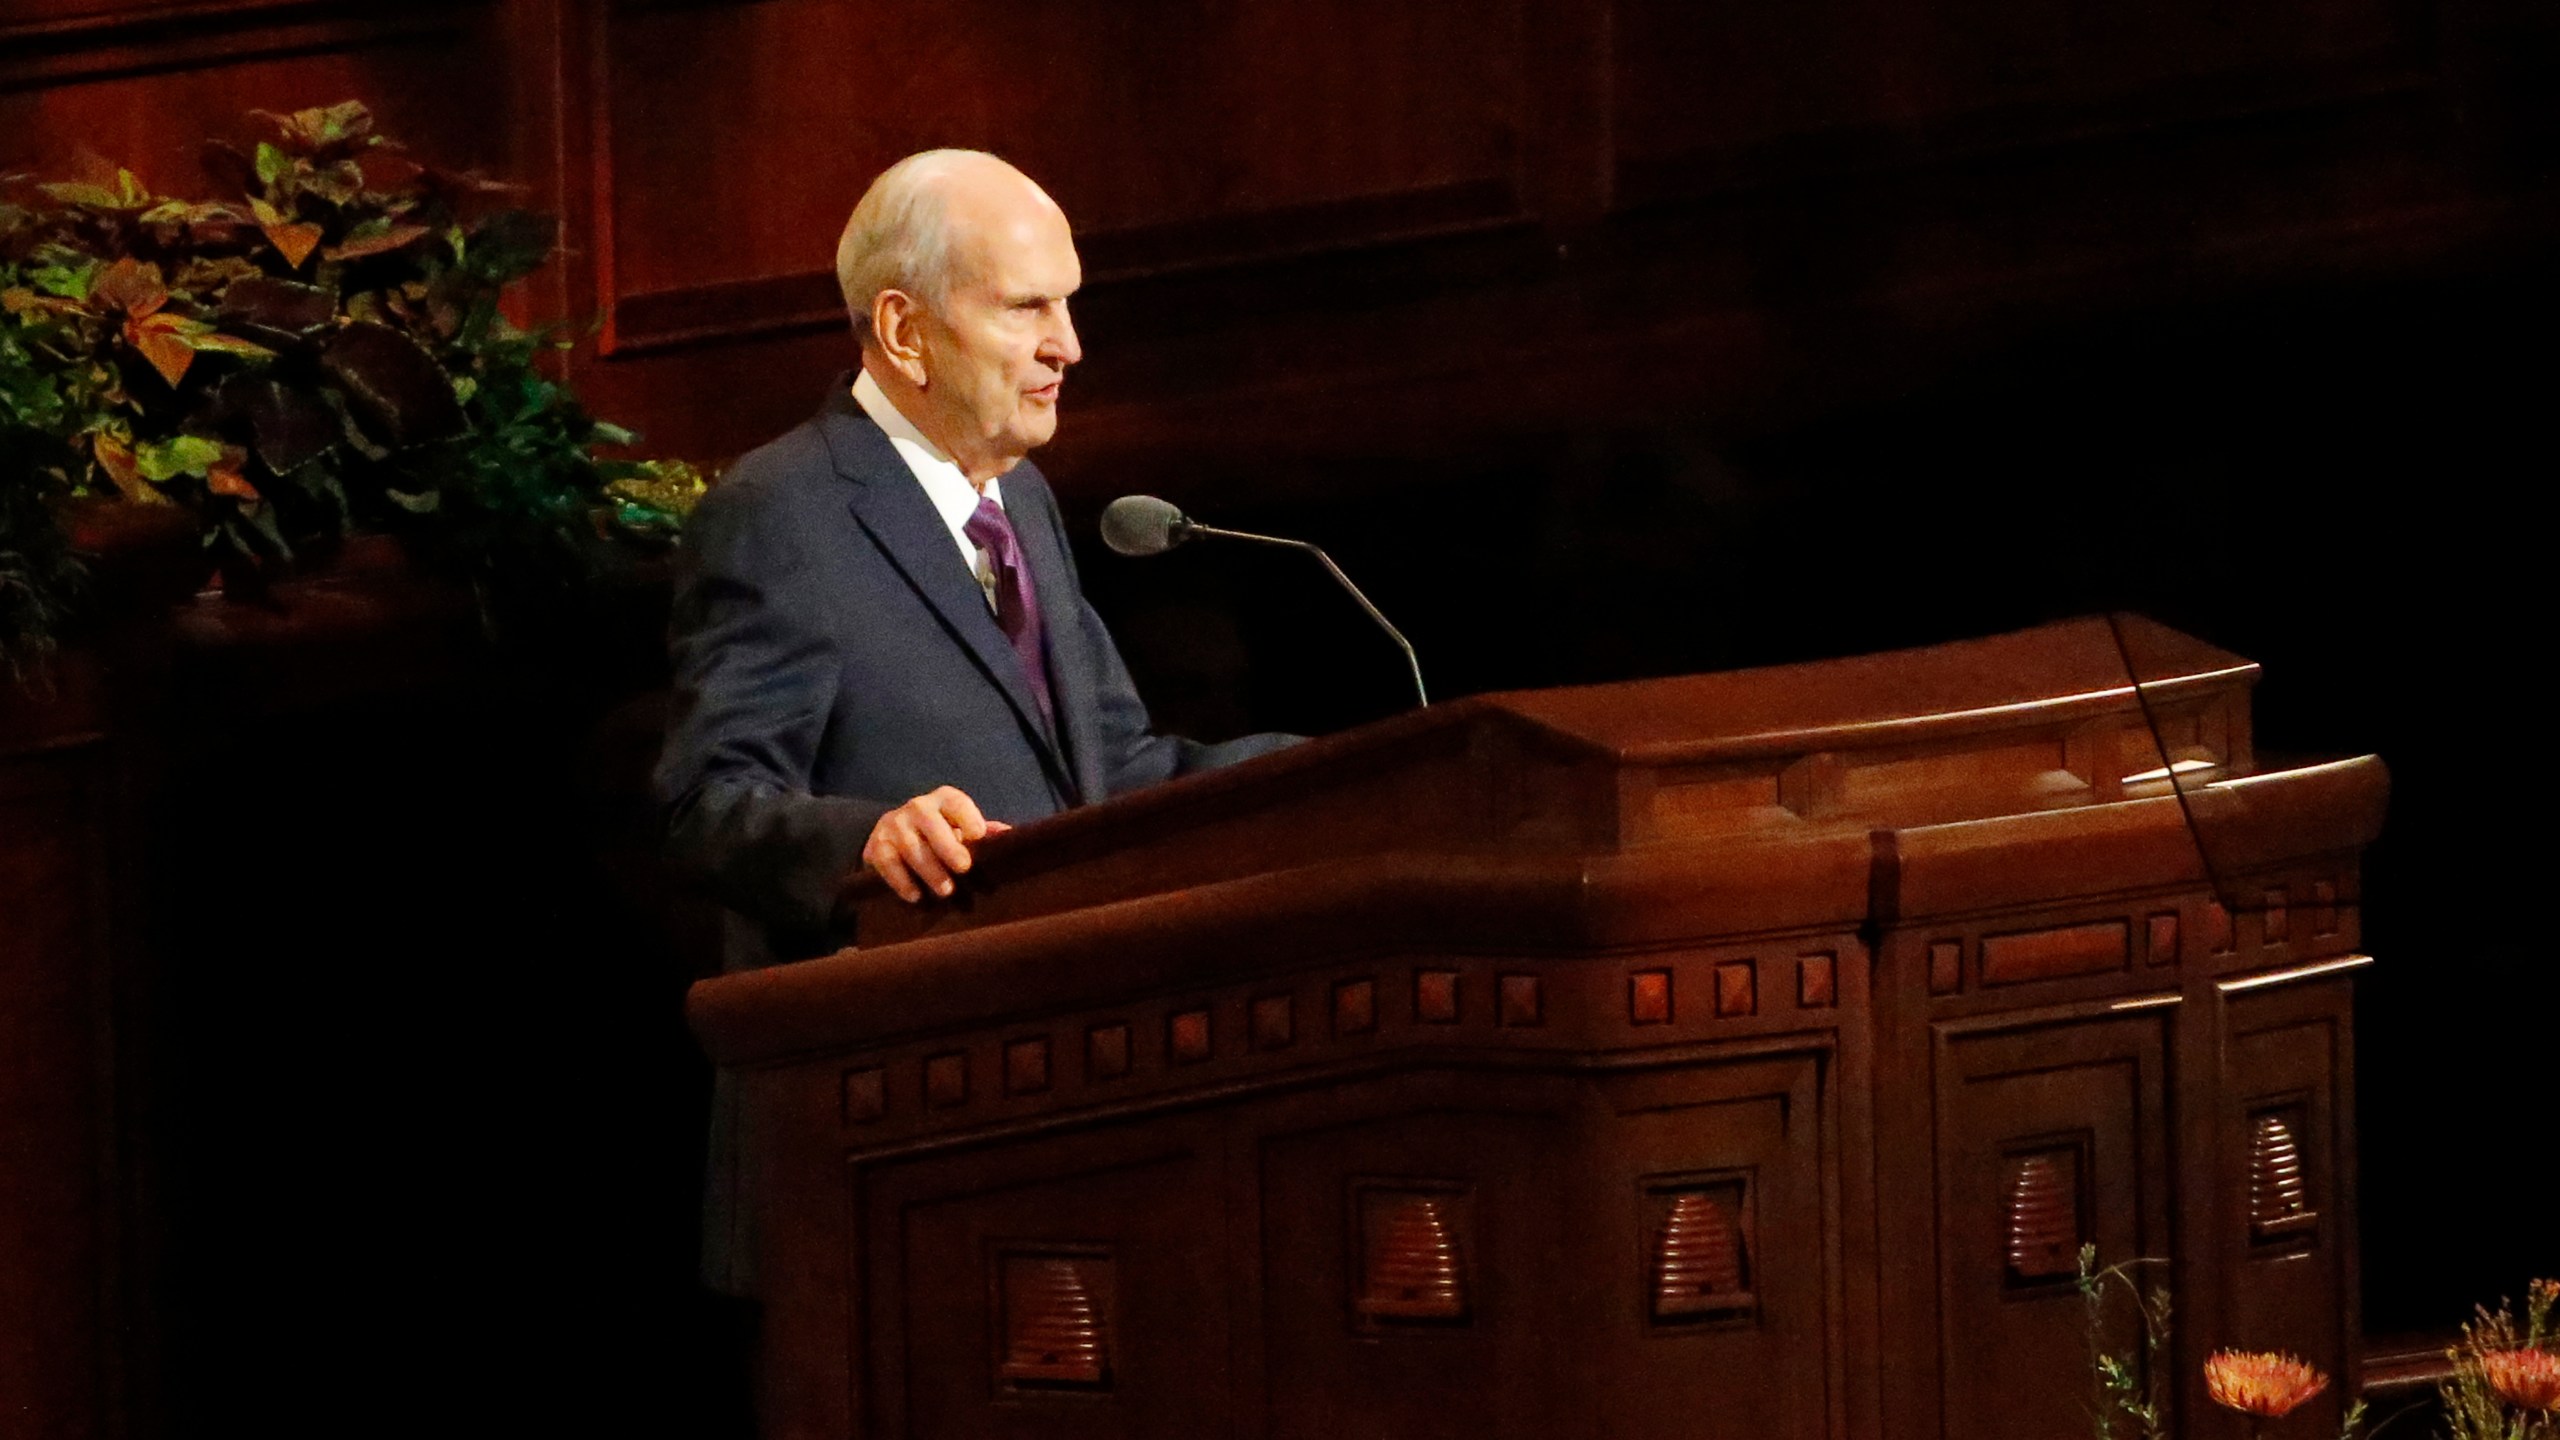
left=915, top=194, right=1082, bottom=480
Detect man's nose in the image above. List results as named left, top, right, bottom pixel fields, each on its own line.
left=1045, top=305, right=1082, bottom=369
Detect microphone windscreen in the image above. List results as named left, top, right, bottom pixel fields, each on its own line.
left=1100, top=494, right=1189, bottom=556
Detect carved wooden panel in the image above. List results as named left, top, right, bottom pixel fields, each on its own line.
left=1797, top=951, right=1837, bottom=1009
left=1980, top=920, right=2129, bottom=986
left=1087, top=1021, right=1133, bottom=1081
left=1629, top=968, right=1674, bottom=1024
left=1005, top=1036, right=1053, bottom=1096
left=595, top=0, right=1528, bottom=349
left=997, top=1252, right=1113, bottom=1389
left=860, top=1121, right=1231, bottom=1439
left=2248, top=1109, right=2317, bottom=1245
left=1413, top=969, right=1462, bottom=1024
left=1713, top=960, right=1758, bottom=1017
left=2146, top=911, right=2181, bottom=967
left=1257, top=1090, right=1573, bottom=1440
left=1332, top=978, right=1377, bottom=1037
left=1250, top=993, right=1296, bottom=1052
left=1168, top=1007, right=1213, bottom=1064
left=1928, top=939, right=1964, bottom=994
left=2001, top=1146, right=2085, bottom=1283
left=1497, top=973, right=1543, bottom=1027
left=2218, top=975, right=2356, bottom=1436
left=1592, top=1056, right=1832, bottom=1440
left=1934, top=1010, right=2171, bottom=1440
left=1649, top=1183, right=1755, bottom=1319
left=1353, top=1188, right=1471, bottom=1324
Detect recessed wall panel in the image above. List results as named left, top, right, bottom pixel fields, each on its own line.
left=602, top=0, right=1527, bottom=308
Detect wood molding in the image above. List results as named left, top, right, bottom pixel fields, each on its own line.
left=598, top=178, right=1530, bottom=356
left=0, top=3, right=483, bottom=90
left=1615, top=56, right=2442, bottom=213
left=0, top=0, right=383, bottom=46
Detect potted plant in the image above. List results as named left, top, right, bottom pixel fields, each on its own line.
left=0, top=100, right=699, bottom=683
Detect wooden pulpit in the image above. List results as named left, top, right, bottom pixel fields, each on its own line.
left=688, top=616, right=2385, bottom=1440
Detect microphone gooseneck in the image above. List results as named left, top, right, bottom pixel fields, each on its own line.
left=1099, top=494, right=1428, bottom=708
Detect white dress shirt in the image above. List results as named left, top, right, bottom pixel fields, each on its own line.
left=852, top=368, right=1004, bottom=613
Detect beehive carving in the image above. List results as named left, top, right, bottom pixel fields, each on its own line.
left=2249, top=1112, right=2318, bottom=1242
left=1357, top=1195, right=1467, bottom=1320
left=1653, top=1190, right=1754, bottom=1317
left=1000, top=1259, right=1110, bottom=1386
left=2003, top=1152, right=2080, bottom=1281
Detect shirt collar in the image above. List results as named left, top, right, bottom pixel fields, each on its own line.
left=851, top=369, right=1002, bottom=532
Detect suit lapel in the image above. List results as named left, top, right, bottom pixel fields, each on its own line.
left=1004, top=472, right=1108, bottom=806
left=817, top=388, right=1074, bottom=798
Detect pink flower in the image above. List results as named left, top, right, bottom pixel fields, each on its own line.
left=2482, top=1348, right=2560, bottom=1412
left=2205, top=1350, right=2330, bottom=1418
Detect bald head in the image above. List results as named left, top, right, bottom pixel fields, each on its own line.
left=834, top=150, right=1066, bottom=350
left=839, top=151, right=1085, bottom=484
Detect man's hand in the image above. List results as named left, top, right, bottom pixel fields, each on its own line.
left=862, top=786, right=1013, bottom=902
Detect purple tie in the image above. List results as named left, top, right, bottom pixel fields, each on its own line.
left=962, top=494, right=1054, bottom=726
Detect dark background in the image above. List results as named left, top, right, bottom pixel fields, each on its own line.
left=3, top=0, right=2552, bottom=1434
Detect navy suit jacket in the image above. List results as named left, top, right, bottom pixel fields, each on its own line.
left=656, top=377, right=1293, bottom=966
left=658, top=378, right=1294, bottom=1294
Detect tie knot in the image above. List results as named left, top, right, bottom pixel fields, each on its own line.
left=964, top=495, right=1016, bottom=556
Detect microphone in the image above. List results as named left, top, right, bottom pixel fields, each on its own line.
left=1099, top=494, right=1428, bottom=708
left=1099, top=493, right=1190, bottom=556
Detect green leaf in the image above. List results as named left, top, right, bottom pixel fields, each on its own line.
left=317, top=101, right=371, bottom=144
left=39, top=182, right=123, bottom=209
left=239, top=500, right=294, bottom=562
left=135, top=433, right=224, bottom=482
left=31, top=256, right=99, bottom=301
left=463, top=209, right=556, bottom=284
left=179, top=330, right=276, bottom=361
left=589, top=420, right=636, bottom=448
left=255, top=142, right=292, bottom=187
left=323, top=218, right=431, bottom=262
left=384, top=486, right=440, bottom=514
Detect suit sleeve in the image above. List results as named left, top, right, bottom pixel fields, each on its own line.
left=654, top=477, right=892, bottom=947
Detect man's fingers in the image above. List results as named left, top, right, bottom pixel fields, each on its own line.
left=864, top=791, right=1005, bottom=905
left=892, top=820, right=957, bottom=896
left=864, top=835, right=923, bottom=903
left=931, top=786, right=992, bottom=842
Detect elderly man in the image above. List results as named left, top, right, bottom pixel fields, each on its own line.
left=657, top=150, right=1293, bottom=965
left=657, top=152, right=1294, bottom=1301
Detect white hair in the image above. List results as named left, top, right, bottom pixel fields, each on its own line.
left=833, top=149, right=990, bottom=350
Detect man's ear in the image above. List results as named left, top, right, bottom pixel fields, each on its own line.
left=871, top=289, right=931, bottom=388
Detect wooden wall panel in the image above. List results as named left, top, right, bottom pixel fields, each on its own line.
left=2213, top=977, right=2359, bottom=1439
left=595, top=0, right=1528, bottom=350
left=1255, top=1096, right=1574, bottom=1440
left=868, top=1124, right=1234, bottom=1440
left=1614, top=0, right=2427, bottom=201
left=1589, top=1056, right=1834, bottom=1440
left=0, top=742, right=117, bottom=1440
left=1931, top=1009, right=2173, bottom=1440
left=0, top=2, right=512, bottom=198
left=0, top=0, right=318, bottom=42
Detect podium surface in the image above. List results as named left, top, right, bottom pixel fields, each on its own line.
left=692, top=617, right=2383, bottom=1440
